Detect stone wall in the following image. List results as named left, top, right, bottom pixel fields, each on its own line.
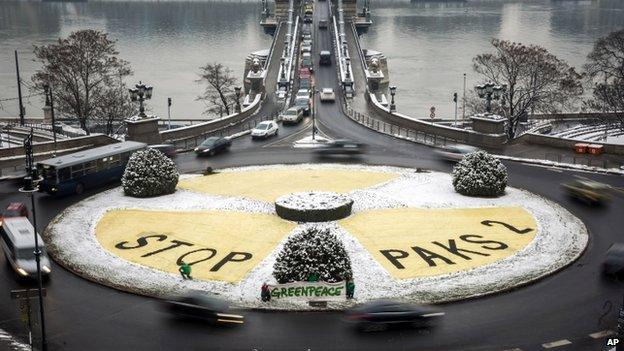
left=517, top=133, right=624, bottom=156
left=367, top=94, right=507, bottom=149
left=160, top=95, right=262, bottom=143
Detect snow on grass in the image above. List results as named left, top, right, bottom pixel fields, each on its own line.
left=276, top=191, right=352, bottom=210
left=44, top=164, right=587, bottom=310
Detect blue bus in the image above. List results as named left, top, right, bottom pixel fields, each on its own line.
left=36, top=141, right=147, bottom=196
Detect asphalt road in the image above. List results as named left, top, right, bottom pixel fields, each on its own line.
left=1, top=2, right=624, bottom=351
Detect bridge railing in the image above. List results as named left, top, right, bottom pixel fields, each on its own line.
left=342, top=103, right=459, bottom=148
left=168, top=111, right=279, bottom=152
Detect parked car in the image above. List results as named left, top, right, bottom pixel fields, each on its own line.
left=562, top=178, right=611, bottom=205
left=319, top=50, right=331, bottom=65
left=251, top=120, right=279, bottom=139
left=294, top=97, right=311, bottom=116
left=303, top=15, right=313, bottom=23
left=0, top=217, right=52, bottom=278
left=345, top=300, right=444, bottom=332
left=162, top=292, right=244, bottom=325
left=280, top=107, right=304, bottom=124
left=301, top=53, right=313, bottom=71
left=318, top=20, right=328, bottom=29
left=301, top=43, right=312, bottom=54
left=315, top=139, right=367, bottom=155
left=194, top=137, right=231, bottom=156
left=0, top=203, right=28, bottom=227
left=320, top=88, right=336, bottom=102
left=434, top=144, right=479, bottom=162
left=148, top=144, right=177, bottom=158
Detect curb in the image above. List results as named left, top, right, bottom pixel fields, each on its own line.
left=495, top=154, right=624, bottom=176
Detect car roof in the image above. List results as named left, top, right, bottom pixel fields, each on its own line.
left=6, top=203, right=25, bottom=211
left=1, top=217, right=42, bottom=249
left=37, top=141, right=147, bottom=168
left=322, top=88, right=333, bottom=93
left=320, top=50, right=331, bottom=55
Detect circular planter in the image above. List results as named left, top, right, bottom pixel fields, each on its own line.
left=275, top=191, right=354, bottom=222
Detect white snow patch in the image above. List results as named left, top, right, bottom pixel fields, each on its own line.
left=44, top=164, right=587, bottom=310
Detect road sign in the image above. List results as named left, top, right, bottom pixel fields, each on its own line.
left=10, top=288, right=46, bottom=300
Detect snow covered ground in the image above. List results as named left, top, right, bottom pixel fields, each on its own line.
left=44, top=164, right=587, bottom=310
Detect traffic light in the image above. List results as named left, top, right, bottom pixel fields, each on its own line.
left=453, top=92, right=458, bottom=103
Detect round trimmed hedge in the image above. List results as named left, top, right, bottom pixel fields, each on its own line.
left=122, top=148, right=179, bottom=198
left=452, top=150, right=507, bottom=197
left=273, top=226, right=353, bottom=284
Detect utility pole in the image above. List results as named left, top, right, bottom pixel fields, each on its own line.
left=167, top=98, right=172, bottom=130
left=44, top=84, right=57, bottom=157
left=15, top=50, right=25, bottom=126
left=453, top=92, right=458, bottom=127
left=462, top=73, right=466, bottom=121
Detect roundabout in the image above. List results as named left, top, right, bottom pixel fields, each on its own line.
left=44, top=164, right=588, bottom=309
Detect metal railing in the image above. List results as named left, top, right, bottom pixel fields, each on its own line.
left=544, top=152, right=616, bottom=169
left=167, top=112, right=278, bottom=151
left=344, top=105, right=458, bottom=147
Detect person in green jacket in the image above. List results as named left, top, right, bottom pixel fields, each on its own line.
left=346, top=280, right=355, bottom=299
left=179, top=261, right=192, bottom=280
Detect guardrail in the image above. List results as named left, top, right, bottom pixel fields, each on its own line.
left=169, top=112, right=278, bottom=151
left=343, top=104, right=458, bottom=147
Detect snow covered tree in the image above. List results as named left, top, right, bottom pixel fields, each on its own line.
left=273, top=226, right=353, bottom=284
left=122, top=148, right=179, bottom=197
left=452, top=151, right=507, bottom=197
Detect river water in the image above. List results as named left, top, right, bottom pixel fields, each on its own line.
left=0, top=0, right=623, bottom=120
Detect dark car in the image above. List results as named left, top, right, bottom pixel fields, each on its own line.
left=562, top=178, right=611, bottom=205
left=162, top=293, right=244, bottom=325
left=603, top=243, right=624, bottom=276
left=194, top=137, right=231, bottom=156
left=315, top=139, right=367, bottom=155
left=345, top=300, right=444, bottom=331
left=148, top=144, right=177, bottom=158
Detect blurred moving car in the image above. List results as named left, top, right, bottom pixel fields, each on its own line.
left=320, top=88, right=336, bottom=102
left=251, top=121, right=279, bottom=139
left=194, top=137, right=231, bottom=156
left=162, top=292, right=244, bottom=325
left=318, top=20, right=328, bottom=29
left=0, top=217, right=52, bottom=278
left=345, top=300, right=444, bottom=331
left=315, top=139, right=367, bottom=155
left=0, top=203, right=28, bottom=226
left=148, top=144, right=177, bottom=158
left=280, top=107, right=304, bottom=124
left=434, top=144, right=479, bottom=162
left=603, top=243, right=624, bottom=276
left=562, top=178, right=611, bottom=205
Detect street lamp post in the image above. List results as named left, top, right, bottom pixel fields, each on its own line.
left=311, top=85, right=318, bottom=140
left=389, top=85, right=396, bottom=112
left=43, top=84, right=57, bottom=157
left=19, top=130, right=47, bottom=351
left=128, top=81, right=153, bottom=118
left=475, top=82, right=506, bottom=114
left=167, top=98, right=172, bottom=130
left=234, top=87, right=242, bottom=113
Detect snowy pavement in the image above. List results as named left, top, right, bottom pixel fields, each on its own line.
left=44, top=164, right=587, bottom=310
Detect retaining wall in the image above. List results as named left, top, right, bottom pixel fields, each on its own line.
left=518, top=133, right=624, bottom=156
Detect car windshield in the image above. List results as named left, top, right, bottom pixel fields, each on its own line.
left=295, top=99, right=308, bottom=106
left=257, top=123, right=270, bottom=130
left=323, top=89, right=332, bottom=93
left=16, top=247, right=36, bottom=259
left=285, top=110, right=297, bottom=115
left=200, top=137, right=219, bottom=146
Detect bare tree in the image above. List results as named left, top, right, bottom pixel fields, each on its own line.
left=196, top=63, right=237, bottom=117
left=473, top=39, right=583, bottom=138
left=96, top=75, right=136, bottom=136
left=32, top=29, right=132, bottom=135
left=584, top=29, right=624, bottom=131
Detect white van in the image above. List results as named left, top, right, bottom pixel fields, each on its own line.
left=280, top=107, right=304, bottom=124
left=1, top=217, right=51, bottom=278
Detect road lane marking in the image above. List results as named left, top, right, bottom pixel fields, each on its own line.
left=589, top=330, right=615, bottom=338
left=541, top=339, right=572, bottom=348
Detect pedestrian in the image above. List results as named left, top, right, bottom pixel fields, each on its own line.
left=346, top=279, right=355, bottom=299
left=261, top=283, right=271, bottom=302
left=179, top=261, right=192, bottom=280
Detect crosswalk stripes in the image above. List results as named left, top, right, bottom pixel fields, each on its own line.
left=501, top=330, right=616, bottom=350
